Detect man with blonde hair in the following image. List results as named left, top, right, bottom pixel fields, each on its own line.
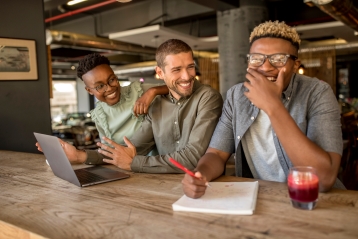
left=182, top=21, right=344, bottom=198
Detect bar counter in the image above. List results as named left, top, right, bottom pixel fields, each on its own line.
left=0, top=150, right=357, bottom=239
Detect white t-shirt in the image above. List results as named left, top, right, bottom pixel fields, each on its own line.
left=241, top=110, right=286, bottom=182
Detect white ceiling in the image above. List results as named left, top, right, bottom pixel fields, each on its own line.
left=297, top=21, right=358, bottom=46
left=109, top=24, right=218, bottom=50
left=109, top=21, right=358, bottom=51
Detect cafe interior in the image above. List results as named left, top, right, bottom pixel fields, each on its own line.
left=1, top=0, right=358, bottom=238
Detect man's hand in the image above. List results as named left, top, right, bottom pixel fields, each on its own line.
left=98, top=136, right=136, bottom=171
left=244, top=67, right=286, bottom=114
left=133, top=90, right=155, bottom=117
left=181, top=171, right=208, bottom=199
left=36, top=138, right=86, bottom=164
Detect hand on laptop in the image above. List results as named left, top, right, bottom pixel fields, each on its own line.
left=36, top=138, right=86, bottom=164
left=97, top=136, right=136, bottom=171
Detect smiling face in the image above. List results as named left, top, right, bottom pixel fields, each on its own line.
left=249, top=38, right=301, bottom=90
left=155, top=52, right=196, bottom=100
left=83, top=64, right=121, bottom=106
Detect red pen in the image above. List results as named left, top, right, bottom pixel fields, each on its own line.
left=169, top=158, right=211, bottom=187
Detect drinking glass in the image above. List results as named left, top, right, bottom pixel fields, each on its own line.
left=287, top=166, right=319, bottom=210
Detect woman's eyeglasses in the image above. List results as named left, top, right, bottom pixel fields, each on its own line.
left=86, top=77, right=119, bottom=93
left=247, top=53, right=298, bottom=67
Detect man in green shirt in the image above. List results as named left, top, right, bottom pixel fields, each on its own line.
left=94, top=39, right=223, bottom=173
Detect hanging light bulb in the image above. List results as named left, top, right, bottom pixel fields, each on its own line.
left=298, top=64, right=305, bottom=75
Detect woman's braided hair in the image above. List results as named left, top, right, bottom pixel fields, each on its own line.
left=77, top=53, right=110, bottom=80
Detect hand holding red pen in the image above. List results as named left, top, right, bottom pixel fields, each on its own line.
left=170, top=158, right=211, bottom=199
left=169, top=158, right=211, bottom=187
left=181, top=171, right=209, bottom=199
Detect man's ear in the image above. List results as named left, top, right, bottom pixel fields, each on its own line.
left=293, top=59, right=301, bottom=73
left=155, top=66, right=164, bottom=80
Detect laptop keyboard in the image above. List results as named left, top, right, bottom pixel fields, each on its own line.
left=75, top=168, right=107, bottom=185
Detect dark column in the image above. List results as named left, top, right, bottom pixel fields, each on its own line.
left=217, top=0, right=268, bottom=98
left=0, top=0, right=52, bottom=152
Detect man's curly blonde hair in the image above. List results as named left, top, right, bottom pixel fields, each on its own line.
left=249, top=21, right=301, bottom=50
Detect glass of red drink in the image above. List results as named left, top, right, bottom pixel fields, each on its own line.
left=287, top=166, right=319, bottom=210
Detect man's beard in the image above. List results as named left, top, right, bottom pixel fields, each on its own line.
left=169, top=77, right=195, bottom=99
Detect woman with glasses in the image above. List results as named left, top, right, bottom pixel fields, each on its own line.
left=37, top=53, right=168, bottom=164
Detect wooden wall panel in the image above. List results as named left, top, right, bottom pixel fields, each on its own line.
left=197, top=57, right=220, bottom=92
left=299, top=48, right=336, bottom=95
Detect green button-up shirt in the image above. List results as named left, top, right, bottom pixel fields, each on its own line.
left=130, top=80, right=223, bottom=173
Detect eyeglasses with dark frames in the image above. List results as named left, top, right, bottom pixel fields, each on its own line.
left=247, top=53, right=298, bottom=67
left=86, top=76, right=119, bottom=93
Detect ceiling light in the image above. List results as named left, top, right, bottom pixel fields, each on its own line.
left=116, top=0, right=132, bottom=2
left=67, top=0, right=87, bottom=6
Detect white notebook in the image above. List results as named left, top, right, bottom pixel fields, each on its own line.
left=172, top=181, right=259, bottom=215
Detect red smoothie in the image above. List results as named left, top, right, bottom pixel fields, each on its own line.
left=288, top=173, right=319, bottom=202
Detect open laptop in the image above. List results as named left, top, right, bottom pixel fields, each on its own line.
left=34, top=132, right=129, bottom=187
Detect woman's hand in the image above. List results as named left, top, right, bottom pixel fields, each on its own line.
left=36, top=138, right=86, bottom=164
left=133, top=90, right=155, bottom=117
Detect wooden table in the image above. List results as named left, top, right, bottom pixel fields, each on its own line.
left=1, top=150, right=358, bottom=239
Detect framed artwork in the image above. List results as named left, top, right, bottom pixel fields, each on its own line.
left=0, top=38, right=38, bottom=80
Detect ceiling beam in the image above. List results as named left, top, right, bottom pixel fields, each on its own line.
left=187, top=0, right=237, bottom=11
left=44, top=0, right=71, bottom=11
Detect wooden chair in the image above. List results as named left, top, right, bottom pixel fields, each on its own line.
left=341, top=111, right=358, bottom=147
left=340, top=111, right=358, bottom=190
left=71, top=126, right=99, bottom=150
left=90, top=128, right=100, bottom=143
left=341, top=147, right=358, bottom=190
left=225, top=154, right=236, bottom=176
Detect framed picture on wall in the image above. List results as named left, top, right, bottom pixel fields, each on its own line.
left=0, top=38, right=38, bottom=80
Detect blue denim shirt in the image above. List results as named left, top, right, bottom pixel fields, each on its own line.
left=210, top=73, right=343, bottom=180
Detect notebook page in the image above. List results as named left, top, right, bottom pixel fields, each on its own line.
left=172, top=181, right=259, bottom=215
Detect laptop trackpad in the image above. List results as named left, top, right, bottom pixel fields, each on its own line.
left=84, top=167, right=129, bottom=178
